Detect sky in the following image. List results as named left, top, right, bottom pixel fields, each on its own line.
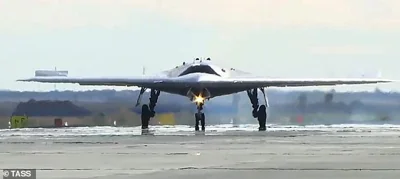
left=1, top=0, right=400, bottom=92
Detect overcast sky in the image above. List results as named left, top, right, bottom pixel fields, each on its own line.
left=1, top=0, right=400, bottom=92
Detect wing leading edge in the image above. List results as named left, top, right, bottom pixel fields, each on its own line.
left=17, top=76, right=172, bottom=88
left=214, top=77, right=393, bottom=88
left=17, top=76, right=394, bottom=89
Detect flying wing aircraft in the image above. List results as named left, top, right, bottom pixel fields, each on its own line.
left=17, top=58, right=393, bottom=131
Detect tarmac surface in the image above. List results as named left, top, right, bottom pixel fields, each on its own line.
left=1, top=124, right=400, bottom=179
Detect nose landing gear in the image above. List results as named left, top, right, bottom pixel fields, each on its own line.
left=195, top=103, right=205, bottom=131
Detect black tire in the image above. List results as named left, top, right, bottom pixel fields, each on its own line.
left=258, top=105, right=267, bottom=131
left=200, top=113, right=205, bottom=131
left=195, top=113, right=200, bottom=131
left=141, top=104, right=150, bottom=129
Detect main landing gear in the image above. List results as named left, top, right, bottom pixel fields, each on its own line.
left=247, top=88, right=268, bottom=131
left=135, top=87, right=268, bottom=132
left=137, top=88, right=160, bottom=130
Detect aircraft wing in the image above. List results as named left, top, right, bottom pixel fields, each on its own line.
left=16, top=76, right=176, bottom=88
left=204, top=77, right=394, bottom=88
left=17, top=76, right=394, bottom=89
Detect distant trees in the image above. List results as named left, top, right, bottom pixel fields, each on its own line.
left=297, top=93, right=307, bottom=112
left=13, top=99, right=92, bottom=117
left=232, top=93, right=240, bottom=112
left=0, top=88, right=399, bottom=106
left=324, top=93, right=334, bottom=105
left=92, top=112, right=107, bottom=126
left=0, top=89, right=399, bottom=123
left=349, top=100, right=363, bottom=108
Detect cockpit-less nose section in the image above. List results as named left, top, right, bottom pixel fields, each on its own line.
left=178, top=64, right=220, bottom=77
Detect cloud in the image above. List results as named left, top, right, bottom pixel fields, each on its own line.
left=1, top=0, right=400, bottom=33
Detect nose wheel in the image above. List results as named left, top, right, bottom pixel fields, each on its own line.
left=194, top=102, right=205, bottom=131
left=195, top=112, right=205, bottom=131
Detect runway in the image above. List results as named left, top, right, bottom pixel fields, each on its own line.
left=1, top=124, right=400, bottom=179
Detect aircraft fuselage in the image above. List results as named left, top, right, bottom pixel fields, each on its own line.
left=155, top=59, right=251, bottom=100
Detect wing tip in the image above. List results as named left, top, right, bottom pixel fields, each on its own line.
left=374, top=79, right=400, bottom=84
left=16, top=77, right=41, bottom=82
left=16, top=79, right=29, bottom=82
left=380, top=79, right=397, bottom=82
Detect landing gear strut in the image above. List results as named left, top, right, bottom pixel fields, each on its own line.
left=194, top=102, right=205, bottom=131
left=247, top=88, right=267, bottom=131
left=140, top=89, right=160, bottom=130
left=135, top=87, right=147, bottom=107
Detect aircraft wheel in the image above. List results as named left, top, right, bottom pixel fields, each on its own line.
left=195, top=112, right=205, bottom=131
left=194, top=113, right=199, bottom=131
left=200, top=113, right=205, bottom=131
left=141, top=104, right=151, bottom=130
left=258, top=105, right=267, bottom=131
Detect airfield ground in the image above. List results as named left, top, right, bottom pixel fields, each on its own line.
left=1, top=125, right=400, bottom=179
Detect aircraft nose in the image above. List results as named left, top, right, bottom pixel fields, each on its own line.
left=194, top=74, right=219, bottom=82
